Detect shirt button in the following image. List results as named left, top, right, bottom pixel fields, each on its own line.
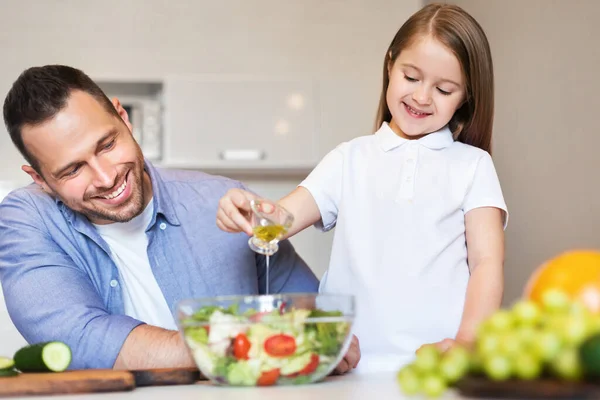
left=159, top=223, right=167, bottom=230
left=407, top=158, right=414, bottom=164
left=110, top=279, right=118, bottom=288
left=405, top=176, right=412, bottom=182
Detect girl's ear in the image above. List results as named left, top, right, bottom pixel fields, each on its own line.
left=387, top=51, right=394, bottom=75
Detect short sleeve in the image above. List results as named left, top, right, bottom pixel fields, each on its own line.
left=298, top=144, right=346, bottom=231
left=462, top=152, right=509, bottom=229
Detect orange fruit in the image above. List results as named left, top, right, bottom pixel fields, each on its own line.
left=524, top=250, right=600, bottom=313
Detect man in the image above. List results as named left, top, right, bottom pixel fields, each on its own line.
left=0, top=65, right=360, bottom=372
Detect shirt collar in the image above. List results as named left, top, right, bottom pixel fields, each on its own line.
left=145, top=160, right=180, bottom=226
left=376, top=122, right=455, bottom=152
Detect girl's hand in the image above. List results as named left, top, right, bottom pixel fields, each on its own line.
left=416, top=337, right=471, bottom=354
left=216, top=188, right=257, bottom=236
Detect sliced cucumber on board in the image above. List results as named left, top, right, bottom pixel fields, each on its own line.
left=14, top=342, right=72, bottom=372
left=0, top=357, right=15, bottom=371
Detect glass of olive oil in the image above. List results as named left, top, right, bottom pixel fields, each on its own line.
left=248, top=199, right=294, bottom=256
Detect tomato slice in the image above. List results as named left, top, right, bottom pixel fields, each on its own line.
left=264, top=334, right=297, bottom=357
left=257, top=368, right=280, bottom=386
left=278, top=301, right=287, bottom=315
left=233, top=333, right=251, bottom=360
left=284, top=354, right=320, bottom=378
left=298, top=354, right=320, bottom=375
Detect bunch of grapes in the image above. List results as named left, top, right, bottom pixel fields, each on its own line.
left=475, top=289, right=600, bottom=382
left=396, top=344, right=471, bottom=397
left=397, top=289, right=600, bottom=398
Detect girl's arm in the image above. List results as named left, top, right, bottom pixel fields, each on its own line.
left=278, top=187, right=322, bottom=237
left=455, top=206, right=505, bottom=344
left=417, top=206, right=505, bottom=353
left=216, top=187, right=321, bottom=239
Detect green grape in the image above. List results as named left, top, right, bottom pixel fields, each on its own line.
left=499, top=331, right=523, bottom=357
left=445, top=346, right=471, bottom=369
left=541, top=289, right=571, bottom=314
left=533, top=330, right=562, bottom=361
left=550, top=347, right=582, bottom=381
left=477, top=332, right=501, bottom=358
left=397, top=364, right=421, bottom=395
left=439, top=348, right=470, bottom=384
left=414, top=345, right=441, bottom=373
left=561, top=316, right=590, bottom=346
left=484, top=354, right=512, bottom=381
left=515, top=326, right=539, bottom=347
left=568, top=301, right=592, bottom=318
left=512, top=300, right=542, bottom=326
left=513, top=353, right=542, bottom=380
left=422, top=374, right=447, bottom=398
left=486, top=310, right=515, bottom=332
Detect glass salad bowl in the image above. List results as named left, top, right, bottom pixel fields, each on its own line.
left=177, top=293, right=355, bottom=386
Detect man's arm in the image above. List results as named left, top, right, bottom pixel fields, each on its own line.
left=114, top=325, right=194, bottom=369
left=0, top=193, right=141, bottom=369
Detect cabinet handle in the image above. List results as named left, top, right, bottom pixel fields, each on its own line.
left=219, top=149, right=266, bottom=161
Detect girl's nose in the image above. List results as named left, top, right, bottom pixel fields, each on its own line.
left=412, top=85, right=432, bottom=105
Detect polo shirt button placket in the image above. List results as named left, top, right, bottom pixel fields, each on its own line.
left=396, top=145, right=419, bottom=202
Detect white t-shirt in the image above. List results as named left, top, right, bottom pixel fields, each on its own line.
left=94, top=199, right=177, bottom=330
left=300, top=122, right=508, bottom=372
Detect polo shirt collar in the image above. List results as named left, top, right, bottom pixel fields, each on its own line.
left=376, top=122, right=454, bottom=152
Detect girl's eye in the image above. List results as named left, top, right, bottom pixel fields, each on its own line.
left=404, top=75, right=418, bottom=82
left=437, top=88, right=451, bottom=96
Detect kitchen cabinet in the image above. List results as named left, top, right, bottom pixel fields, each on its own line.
left=162, top=75, right=319, bottom=171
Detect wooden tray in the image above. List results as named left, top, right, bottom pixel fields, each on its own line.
left=456, top=375, right=600, bottom=399
left=0, top=367, right=203, bottom=397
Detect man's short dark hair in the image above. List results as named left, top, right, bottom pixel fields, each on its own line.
left=3, top=65, right=120, bottom=174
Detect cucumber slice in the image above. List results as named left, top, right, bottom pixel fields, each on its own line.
left=14, top=342, right=72, bottom=372
left=0, top=357, right=15, bottom=371
left=0, top=369, right=19, bottom=377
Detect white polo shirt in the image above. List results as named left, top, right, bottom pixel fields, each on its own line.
left=300, top=122, right=508, bottom=372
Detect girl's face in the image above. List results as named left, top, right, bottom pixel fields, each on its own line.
left=386, top=36, right=466, bottom=139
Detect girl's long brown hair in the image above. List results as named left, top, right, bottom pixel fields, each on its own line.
left=374, top=3, right=495, bottom=154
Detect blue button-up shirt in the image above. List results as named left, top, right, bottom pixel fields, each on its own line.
left=0, top=162, right=318, bottom=369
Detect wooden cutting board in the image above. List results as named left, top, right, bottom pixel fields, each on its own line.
left=0, top=367, right=203, bottom=397
left=455, top=375, right=600, bottom=399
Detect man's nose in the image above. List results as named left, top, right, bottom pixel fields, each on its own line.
left=90, top=159, right=117, bottom=189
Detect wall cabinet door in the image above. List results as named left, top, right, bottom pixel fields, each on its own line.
left=162, top=75, right=318, bottom=170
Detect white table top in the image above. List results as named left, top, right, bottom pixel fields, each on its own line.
left=10, top=372, right=470, bottom=400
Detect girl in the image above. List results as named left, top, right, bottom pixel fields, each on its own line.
left=216, top=3, right=508, bottom=373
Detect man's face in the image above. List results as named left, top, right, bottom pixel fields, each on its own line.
left=21, top=91, right=152, bottom=225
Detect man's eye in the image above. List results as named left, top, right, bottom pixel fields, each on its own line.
left=404, top=75, right=418, bottom=82
left=66, top=165, right=81, bottom=177
left=437, top=88, right=452, bottom=96
left=102, top=139, right=116, bottom=150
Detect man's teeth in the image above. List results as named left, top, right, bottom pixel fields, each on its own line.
left=102, top=180, right=127, bottom=199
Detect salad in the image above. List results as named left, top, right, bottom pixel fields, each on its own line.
left=180, top=303, right=352, bottom=386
